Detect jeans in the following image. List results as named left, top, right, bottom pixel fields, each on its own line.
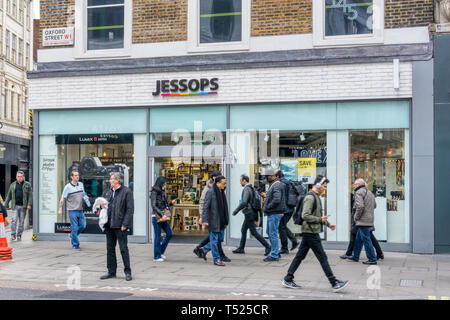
left=10, top=205, right=26, bottom=237
left=279, top=210, right=297, bottom=250
left=345, top=226, right=383, bottom=258
left=267, top=214, right=283, bottom=258
left=203, top=229, right=225, bottom=262
left=284, top=233, right=337, bottom=286
left=353, top=226, right=377, bottom=262
left=152, top=217, right=173, bottom=259
left=197, top=234, right=225, bottom=258
left=105, top=226, right=131, bottom=275
left=68, top=210, right=86, bottom=248
left=239, top=214, right=270, bottom=249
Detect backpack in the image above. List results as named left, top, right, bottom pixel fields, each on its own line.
left=284, top=180, right=305, bottom=208
left=292, top=192, right=317, bottom=226
left=248, top=185, right=262, bottom=213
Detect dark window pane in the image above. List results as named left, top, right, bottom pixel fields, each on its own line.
left=200, top=0, right=242, bottom=44
left=325, top=0, right=373, bottom=36
left=88, top=6, right=124, bottom=50
left=88, top=0, right=124, bottom=6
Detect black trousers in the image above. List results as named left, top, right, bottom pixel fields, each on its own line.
left=198, top=234, right=225, bottom=257
left=279, top=211, right=297, bottom=250
left=106, top=227, right=131, bottom=275
left=239, top=214, right=270, bottom=249
left=285, top=233, right=337, bottom=285
left=345, top=226, right=383, bottom=257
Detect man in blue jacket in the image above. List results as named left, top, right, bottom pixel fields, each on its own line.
left=261, top=168, right=286, bottom=262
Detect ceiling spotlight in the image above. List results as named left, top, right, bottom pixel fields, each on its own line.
left=300, top=133, right=306, bottom=141
left=378, top=131, right=383, bottom=140
left=264, top=135, right=270, bottom=142
left=172, top=135, right=180, bottom=143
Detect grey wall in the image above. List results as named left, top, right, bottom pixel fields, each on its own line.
left=434, top=34, right=450, bottom=253
left=412, top=60, right=434, bottom=254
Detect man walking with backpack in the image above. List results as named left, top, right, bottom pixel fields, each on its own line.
left=282, top=175, right=349, bottom=292
left=232, top=174, right=271, bottom=256
left=276, top=171, right=300, bottom=254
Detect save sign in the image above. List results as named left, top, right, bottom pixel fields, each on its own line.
left=298, top=158, right=317, bottom=184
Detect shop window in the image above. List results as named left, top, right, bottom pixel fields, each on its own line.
left=313, top=0, right=384, bottom=47
left=350, top=129, right=408, bottom=243
left=87, top=0, right=125, bottom=50
left=188, top=0, right=250, bottom=53
left=54, top=134, right=135, bottom=235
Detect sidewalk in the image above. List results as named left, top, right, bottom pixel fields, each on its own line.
left=1, top=228, right=450, bottom=300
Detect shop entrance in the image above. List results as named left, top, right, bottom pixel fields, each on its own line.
left=150, top=157, right=224, bottom=244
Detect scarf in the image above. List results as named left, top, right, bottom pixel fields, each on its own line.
left=213, top=184, right=228, bottom=229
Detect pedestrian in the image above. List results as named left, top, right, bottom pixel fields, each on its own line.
left=200, top=176, right=229, bottom=266
left=231, top=174, right=271, bottom=256
left=58, top=170, right=90, bottom=250
left=151, top=176, right=177, bottom=262
left=0, top=195, right=10, bottom=227
left=193, top=170, right=231, bottom=262
left=5, top=171, right=32, bottom=242
left=340, top=185, right=384, bottom=260
left=276, top=170, right=300, bottom=254
left=260, top=168, right=285, bottom=262
left=100, top=172, right=134, bottom=281
left=282, top=175, right=349, bottom=292
left=346, top=179, right=378, bottom=265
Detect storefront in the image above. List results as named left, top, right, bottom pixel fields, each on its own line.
left=33, top=99, right=411, bottom=250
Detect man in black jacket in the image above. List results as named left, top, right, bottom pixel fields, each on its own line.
left=100, top=172, right=134, bottom=281
left=201, top=176, right=229, bottom=266
left=261, top=168, right=286, bottom=262
left=232, top=174, right=271, bottom=255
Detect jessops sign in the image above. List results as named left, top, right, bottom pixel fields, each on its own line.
left=43, top=27, right=74, bottom=46
left=152, top=78, right=219, bottom=96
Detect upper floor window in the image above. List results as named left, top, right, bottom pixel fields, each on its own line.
left=188, top=0, right=250, bottom=53
left=313, top=0, right=384, bottom=47
left=87, top=0, right=125, bottom=51
left=75, top=0, right=131, bottom=59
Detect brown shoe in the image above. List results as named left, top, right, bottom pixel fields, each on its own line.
left=214, top=260, right=225, bottom=267
left=200, top=248, right=207, bottom=261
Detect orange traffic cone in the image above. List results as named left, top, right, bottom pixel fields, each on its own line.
left=0, top=213, right=12, bottom=261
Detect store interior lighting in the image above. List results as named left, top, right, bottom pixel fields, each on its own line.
left=264, top=135, right=270, bottom=142
left=300, top=133, right=306, bottom=141
left=378, top=131, right=383, bottom=140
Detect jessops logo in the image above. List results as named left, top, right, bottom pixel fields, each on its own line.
left=152, top=78, right=219, bottom=96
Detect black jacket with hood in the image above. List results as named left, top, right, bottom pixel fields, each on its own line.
left=150, top=176, right=171, bottom=219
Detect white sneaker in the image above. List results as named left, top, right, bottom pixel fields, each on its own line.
left=161, top=255, right=166, bottom=260
left=153, top=258, right=165, bottom=262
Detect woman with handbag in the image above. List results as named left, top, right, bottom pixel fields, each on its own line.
left=151, top=176, right=176, bottom=262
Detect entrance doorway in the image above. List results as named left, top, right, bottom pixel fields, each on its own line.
left=151, top=157, right=224, bottom=243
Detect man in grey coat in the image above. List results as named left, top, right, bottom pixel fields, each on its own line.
left=232, top=174, right=271, bottom=255
left=347, top=179, right=377, bottom=265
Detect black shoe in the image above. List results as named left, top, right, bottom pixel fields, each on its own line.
left=362, top=260, right=377, bottom=265
left=332, top=280, right=349, bottom=293
left=290, top=241, right=299, bottom=251
left=264, top=247, right=271, bottom=256
left=199, top=248, right=207, bottom=261
left=221, top=255, right=231, bottom=262
left=125, top=273, right=132, bottom=281
left=377, top=254, right=384, bottom=260
left=232, top=248, right=245, bottom=254
left=279, top=249, right=289, bottom=255
left=100, top=273, right=116, bottom=280
left=193, top=247, right=202, bottom=259
left=263, top=256, right=279, bottom=262
left=340, top=254, right=352, bottom=260
left=347, top=256, right=359, bottom=262
left=282, top=279, right=302, bottom=289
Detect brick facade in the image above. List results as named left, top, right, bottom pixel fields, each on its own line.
left=133, top=0, right=188, bottom=44
left=385, top=0, right=434, bottom=29
left=38, top=0, right=434, bottom=47
left=251, top=0, right=312, bottom=36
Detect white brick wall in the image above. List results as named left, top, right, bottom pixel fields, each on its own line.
left=29, top=62, right=412, bottom=110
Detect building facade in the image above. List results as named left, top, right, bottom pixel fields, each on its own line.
left=30, top=0, right=441, bottom=253
left=0, top=0, right=34, bottom=201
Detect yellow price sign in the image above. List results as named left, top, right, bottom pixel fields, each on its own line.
left=298, top=158, right=316, bottom=184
